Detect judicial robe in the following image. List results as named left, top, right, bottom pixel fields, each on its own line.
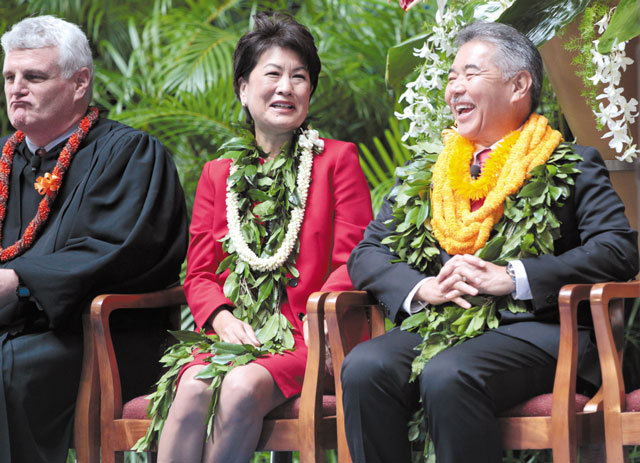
left=0, top=116, right=188, bottom=463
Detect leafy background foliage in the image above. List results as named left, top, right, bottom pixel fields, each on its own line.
left=1, top=0, right=638, bottom=462
left=0, top=0, right=426, bottom=214
left=0, top=1, right=423, bottom=461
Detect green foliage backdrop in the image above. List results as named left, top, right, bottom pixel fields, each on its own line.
left=3, top=2, right=636, bottom=462
left=0, top=0, right=427, bottom=213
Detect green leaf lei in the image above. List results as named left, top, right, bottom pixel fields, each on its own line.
left=381, top=140, right=582, bottom=450
left=134, top=125, right=318, bottom=451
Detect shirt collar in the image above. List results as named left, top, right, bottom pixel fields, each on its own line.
left=472, top=124, right=524, bottom=155
left=25, top=124, right=78, bottom=155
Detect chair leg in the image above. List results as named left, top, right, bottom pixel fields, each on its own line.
left=270, top=451, right=293, bottom=463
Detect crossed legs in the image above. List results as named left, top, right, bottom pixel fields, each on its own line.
left=157, top=362, right=287, bottom=463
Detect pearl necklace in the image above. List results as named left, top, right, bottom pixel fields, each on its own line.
left=225, top=129, right=323, bottom=272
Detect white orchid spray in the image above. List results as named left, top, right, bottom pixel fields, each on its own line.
left=588, top=9, right=639, bottom=162
left=395, top=1, right=514, bottom=143
left=395, top=6, right=460, bottom=142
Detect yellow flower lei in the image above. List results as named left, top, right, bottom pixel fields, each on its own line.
left=431, top=113, right=562, bottom=255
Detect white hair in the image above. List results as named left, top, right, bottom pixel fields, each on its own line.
left=1, top=15, right=94, bottom=97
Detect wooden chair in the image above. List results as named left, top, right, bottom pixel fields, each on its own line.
left=323, top=285, right=605, bottom=463
left=82, top=286, right=343, bottom=463
left=589, top=280, right=640, bottom=463
left=73, top=302, right=101, bottom=463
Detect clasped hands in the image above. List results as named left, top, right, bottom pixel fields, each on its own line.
left=414, top=254, right=515, bottom=309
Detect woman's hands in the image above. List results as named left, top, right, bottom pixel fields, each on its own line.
left=209, top=308, right=261, bottom=346
left=414, top=255, right=515, bottom=309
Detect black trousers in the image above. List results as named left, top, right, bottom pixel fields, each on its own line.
left=1, top=329, right=83, bottom=463
left=341, top=327, right=558, bottom=463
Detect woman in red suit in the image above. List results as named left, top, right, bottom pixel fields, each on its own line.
left=157, top=12, right=372, bottom=463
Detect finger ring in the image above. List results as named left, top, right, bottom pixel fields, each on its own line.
left=462, top=276, right=467, bottom=283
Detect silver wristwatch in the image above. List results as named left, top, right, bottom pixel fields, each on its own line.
left=506, top=262, right=517, bottom=287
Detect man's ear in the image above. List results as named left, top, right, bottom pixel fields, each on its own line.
left=73, top=67, right=91, bottom=101
left=510, top=70, right=533, bottom=105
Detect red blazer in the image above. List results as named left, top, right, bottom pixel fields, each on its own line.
left=184, top=138, right=373, bottom=335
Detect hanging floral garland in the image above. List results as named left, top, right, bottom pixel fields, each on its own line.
left=0, top=106, right=99, bottom=262
left=135, top=125, right=324, bottom=451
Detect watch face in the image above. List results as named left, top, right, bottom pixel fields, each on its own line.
left=17, top=285, right=30, bottom=299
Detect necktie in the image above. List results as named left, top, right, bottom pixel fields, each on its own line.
left=31, top=148, right=46, bottom=172
left=470, top=148, right=491, bottom=212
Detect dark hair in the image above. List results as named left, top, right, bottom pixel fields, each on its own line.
left=233, top=11, right=321, bottom=121
left=455, top=21, right=543, bottom=114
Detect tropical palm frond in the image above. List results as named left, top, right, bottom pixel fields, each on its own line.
left=358, top=117, right=412, bottom=213
left=157, top=23, right=237, bottom=94
left=302, top=0, right=427, bottom=145
left=145, top=3, right=243, bottom=95
left=114, top=88, right=241, bottom=157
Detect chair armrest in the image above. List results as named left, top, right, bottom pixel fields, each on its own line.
left=548, top=284, right=594, bottom=457
left=324, top=291, right=384, bottom=376
left=297, top=291, right=331, bottom=454
left=90, top=286, right=187, bottom=422
left=590, top=281, right=640, bottom=424
left=320, top=291, right=384, bottom=463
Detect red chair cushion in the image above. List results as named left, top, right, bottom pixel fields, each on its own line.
left=625, top=389, right=640, bottom=412
left=123, top=395, right=152, bottom=419
left=122, top=394, right=338, bottom=420
left=500, top=393, right=590, bottom=417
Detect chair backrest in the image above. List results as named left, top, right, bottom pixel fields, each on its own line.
left=84, top=288, right=341, bottom=463
left=590, top=280, right=640, bottom=463
left=497, top=284, right=605, bottom=463
left=74, top=287, right=184, bottom=463
left=324, top=291, right=385, bottom=463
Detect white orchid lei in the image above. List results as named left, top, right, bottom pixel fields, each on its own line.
left=589, top=8, right=639, bottom=162
left=134, top=125, right=324, bottom=451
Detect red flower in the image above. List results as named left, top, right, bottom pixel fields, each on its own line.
left=397, top=0, right=421, bottom=11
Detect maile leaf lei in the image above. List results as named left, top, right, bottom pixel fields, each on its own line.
left=134, top=125, right=322, bottom=451
left=381, top=141, right=582, bottom=450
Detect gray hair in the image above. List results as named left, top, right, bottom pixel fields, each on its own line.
left=455, top=21, right=543, bottom=114
left=1, top=15, right=94, bottom=98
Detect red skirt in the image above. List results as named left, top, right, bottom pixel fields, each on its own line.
left=178, top=300, right=308, bottom=398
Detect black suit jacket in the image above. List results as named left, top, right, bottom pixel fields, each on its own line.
left=347, top=144, right=638, bottom=386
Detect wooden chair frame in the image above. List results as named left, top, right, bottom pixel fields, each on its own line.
left=323, top=285, right=604, bottom=463
left=589, top=280, right=640, bottom=463
left=76, top=287, right=340, bottom=463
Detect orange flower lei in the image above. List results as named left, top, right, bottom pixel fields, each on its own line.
left=0, top=106, right=99, bottom=262
left=431, top=113, right=562, bottom=255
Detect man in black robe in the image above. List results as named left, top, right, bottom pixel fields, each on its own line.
left=0, top=15, right=188, bottom=462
